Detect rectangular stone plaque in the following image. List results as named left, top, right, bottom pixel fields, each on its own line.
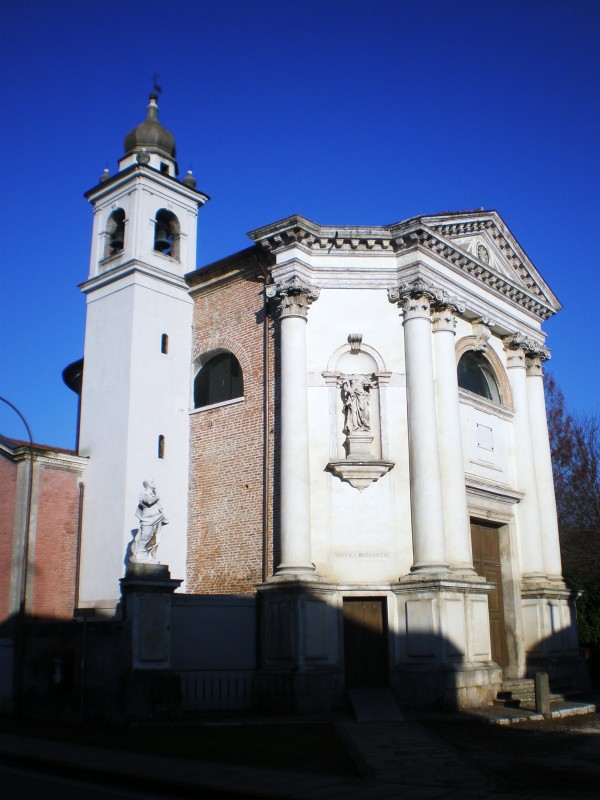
left=476, top=423, right=494, bottom=451
left=139, top=595, right=170, bottom=662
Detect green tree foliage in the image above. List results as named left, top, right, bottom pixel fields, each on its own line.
left=545, top=373, right=600, bottom=645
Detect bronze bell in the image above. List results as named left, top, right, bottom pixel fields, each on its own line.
left=110, top=227, right=124, bottom=252
left=154, top=225, right=171, bottom=252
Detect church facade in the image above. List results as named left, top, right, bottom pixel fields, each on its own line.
left=7, top=95, right=583, bottom=711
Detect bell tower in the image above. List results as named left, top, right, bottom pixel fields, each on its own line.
left=78, top=94, right=208, bottom=612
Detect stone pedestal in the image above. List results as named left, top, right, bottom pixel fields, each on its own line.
left=257, top=580, right=343, bottom=711
left=391, top=576, right=502, bottom=709
left=120, top=563, right=182, bottom=670
left=345, top=432, right=374, bottom=460
left=520, top=578, right=588, bottom=692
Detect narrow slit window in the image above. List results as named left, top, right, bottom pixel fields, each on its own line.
left=158, top=435, right=165, bottom=459
left=161, top=333, right=169, bottom=354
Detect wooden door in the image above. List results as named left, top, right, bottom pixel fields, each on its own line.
left=343, top=598, right=388, bottom=687
left=471, top=522, right=508, bottom=666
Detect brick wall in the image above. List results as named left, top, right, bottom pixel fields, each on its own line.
left=0, top=444, right=84, bottom=624
left=31, top=464, right=82, bottom=619
left=0, top=455, right=17, bottom=622
left=187, top=257, right=275, bottom=594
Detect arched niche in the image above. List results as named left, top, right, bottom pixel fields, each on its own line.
left=324, top=336, right=393, bottom=491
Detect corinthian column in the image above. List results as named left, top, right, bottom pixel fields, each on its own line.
left=266, top=277, right=320, bottom=577
left=432, top=299, right=474, bottom=573
left=526, top=348, right=563, bottom=577
left=389, top=280, right=448, bottom=573
left=504, top=334, right=545, bottom=577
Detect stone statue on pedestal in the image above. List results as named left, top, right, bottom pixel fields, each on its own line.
left=341, top=374, right=373, bottom=433
left=132, top=479, right=169, bottom=564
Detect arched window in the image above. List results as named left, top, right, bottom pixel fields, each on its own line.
left=105, top=209, right=125, bottom=257
left=457, top=351, right=501, bottom=403
left=154, top=209, right=180, bottom=258
left=194, top=351, right=243, bottom=408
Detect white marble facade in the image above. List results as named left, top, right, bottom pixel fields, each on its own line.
left=253, top=212, right=582, bottom=708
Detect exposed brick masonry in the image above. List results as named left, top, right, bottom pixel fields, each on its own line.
left=187, top=258, right=275, bottom=594
left=31, top=464, right=82, bottom=619
left=0, top=447, right=84, bottom=624
left=0, top=456, right=18, bottom=621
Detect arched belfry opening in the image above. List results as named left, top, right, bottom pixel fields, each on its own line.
left=154, top=209, right=180, bottom=258
left=104, top=208, right=125, bottom=258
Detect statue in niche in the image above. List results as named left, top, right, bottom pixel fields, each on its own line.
left=341, top=374, right=373, bottom=433
left=132, top=479, right=169, bottom=563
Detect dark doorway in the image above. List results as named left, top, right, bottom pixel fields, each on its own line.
left=471, top=521, right=508, bottom=667
left=343, top=598, right=388, bottom=687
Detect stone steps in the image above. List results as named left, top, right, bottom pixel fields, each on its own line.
left=494, top=678, right=568, bottom=708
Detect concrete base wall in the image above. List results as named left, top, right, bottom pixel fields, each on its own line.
left=171, top=594, right=257, bottom=670
left=391, top=664, right=502, bottom=710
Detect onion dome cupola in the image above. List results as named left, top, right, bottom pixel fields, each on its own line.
left=118, top=93, right=179, bottom=176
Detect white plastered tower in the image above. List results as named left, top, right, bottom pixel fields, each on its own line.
left=77, top=94, right=208, bottom=612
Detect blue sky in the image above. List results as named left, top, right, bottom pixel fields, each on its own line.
left=1, top=0, right=598, bottom=448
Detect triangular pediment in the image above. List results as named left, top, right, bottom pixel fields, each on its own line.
left=419, top=211, right=561, bottom=317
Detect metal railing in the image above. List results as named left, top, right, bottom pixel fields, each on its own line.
left=178, top=669, right=294, bottom=711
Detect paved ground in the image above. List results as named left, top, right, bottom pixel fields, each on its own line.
left=1, top=699, right=599, bottom=800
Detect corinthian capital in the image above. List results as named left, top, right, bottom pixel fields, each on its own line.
left=503, top=332, right=548, bottom=369
left=503, top=333, right=528, bottom=367
left=388, top=279, right=464, bottom=323
left=432, top=305, right=457, bottom=333
left=526, top=346, right=551, bottom=377
left=266, top=276, right=320, bottom=319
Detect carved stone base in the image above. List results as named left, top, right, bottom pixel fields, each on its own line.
left=327, top=460, right=394, bottom=491
left=345, top=432, right=374, bottom=460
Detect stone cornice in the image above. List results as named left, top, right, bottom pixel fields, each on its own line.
left=186, top=247, right=268, bottom=297
left=80, top=259, right=190, bottom=295
left=0, top=441, right=88, bottom=471
left=424, top=211, right=560, bottom=309
left=413, top=228, right=556, bottom=320
left=85, top=163, right=209, bottom=207
left=247, top=213, right=558, bottom=321
left=466, top=475, right=524, bottom=504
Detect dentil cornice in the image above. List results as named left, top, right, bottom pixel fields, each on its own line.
left=248, top=212, right=558, bottom=321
